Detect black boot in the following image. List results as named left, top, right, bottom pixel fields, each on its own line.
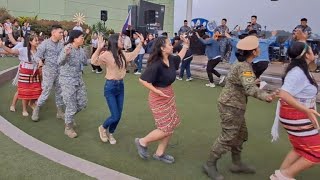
left=229, top=153, right=256, bottom=174
left=202, top=153, right=224, bottom=180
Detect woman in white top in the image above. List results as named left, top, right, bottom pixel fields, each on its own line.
left=270, top=31, right=320, bottom=180
left=0, top=26, right=41, bottom=117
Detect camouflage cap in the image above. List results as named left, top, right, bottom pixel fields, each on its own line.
left=236, top=35, right=259, bottom=50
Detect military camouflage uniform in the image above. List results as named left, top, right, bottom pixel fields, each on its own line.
left=214, top=25, right=230, bottom=62
left=34, top=39, right=64, bottom=108
left=294, top=25, right=312, bottom=37
left=58, top=46, right=90, bottom=125
left=211, top=61, right=270, bottom=158
left=245, top=23, right=262, bottom=36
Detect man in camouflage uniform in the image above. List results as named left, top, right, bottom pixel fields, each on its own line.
left=203, top=36, right=273, bottom=180
left=58, top=30, right=90, bottom=138
left=32, top=25, right=64, bottom=121
left=214, top=19, right=230, bottom=62
left=293, top=18, right=312, bottom=38
left=245, top=15, right=262, bottom=36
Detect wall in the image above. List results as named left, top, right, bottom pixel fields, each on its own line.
left=1, top=0, right=174, bottom=34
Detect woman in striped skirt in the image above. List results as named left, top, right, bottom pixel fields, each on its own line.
left=0, top=26, right=41, bottom=117
left=270, top=37, right=320, bottom=179
left=135, top=35, right=189, bottom=164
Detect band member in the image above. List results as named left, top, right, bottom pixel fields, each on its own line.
left=203, top=36, right=274, bottom=180
left=293, top=18, right=312, bottom=38
left=214, top=18, right=230, bottom=62
left=245, top=15, right=262, bottom=35
left=178, top=20, right=191, bottom=35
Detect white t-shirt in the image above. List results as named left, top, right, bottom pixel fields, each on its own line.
left=73, top=26, right=83, bottom=32
left=135, top=38, right=145, bottom=55
left=91, top=39, right=98, bottom=48
left=4, top=22, right=12, bottom=34
left=281, top=67, right=317, bottom=99
left=13, top=42, right=36, bottom=63
left=0, top=26, right=3, bottom=35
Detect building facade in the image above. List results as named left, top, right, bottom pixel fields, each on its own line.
left=0, top=0, right=174, bottom=33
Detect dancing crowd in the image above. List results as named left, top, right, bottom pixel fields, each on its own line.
left=0, top=14, right=319, bottom=180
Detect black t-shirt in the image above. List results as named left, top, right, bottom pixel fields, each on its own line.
left=140, top=55, right=181, bottom=87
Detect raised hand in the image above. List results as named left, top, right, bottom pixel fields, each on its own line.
left=65, top=44, right=72, bottom=56
left=97, top=34, right=105, bottom=49
left=180, top=34, right=190, bottom=46
left=195, top=32, right=200, bottom=38
left=4, top=24, right=12, bottom=34
left=136, top=33, right=145, bottom=43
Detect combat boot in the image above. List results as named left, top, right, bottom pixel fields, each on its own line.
left=65, top=123, right=77, bottom=138
left=56, top=106, right=65, bottom=120
left=203, top=153, right=224, bottom=180
left=229, top=153, right=256, bottom=174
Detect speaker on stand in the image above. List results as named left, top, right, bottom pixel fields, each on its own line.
left=101, top=10, right=108, bottom=27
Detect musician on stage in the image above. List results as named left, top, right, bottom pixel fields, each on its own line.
left=293, top=18, right=312, bottom=38
left=245, top=15, right=262, bottom=35
left=214, top=18, right=231, bottom=63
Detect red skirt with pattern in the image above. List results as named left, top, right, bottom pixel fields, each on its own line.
left=148, top=86, right=180, bottom=134
left=280, top=100, right=320, bottom=163
left=17, top=63, right=42, bottom=100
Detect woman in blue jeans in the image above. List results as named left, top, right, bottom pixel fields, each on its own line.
left=91, top=32, right=144, bottom=144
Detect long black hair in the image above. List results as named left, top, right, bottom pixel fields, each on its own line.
left=235, top=49, right=255, bottom=62
left=65, top=30, right=83, bottom=45
left=108, top=33, right=127, bottom=69
left=23, top=34, right=38, bottom=62
left=283, top=41, right=318, bottom=88
left=147, top=37, right=167, bottom=65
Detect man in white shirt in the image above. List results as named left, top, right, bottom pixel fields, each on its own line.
left=73, top=22, right=83, bottom=32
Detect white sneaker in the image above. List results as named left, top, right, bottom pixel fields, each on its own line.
left=134, top=72, right=141, bottom=75
left=96, top=70, right=102, bottom=74
left=91, top=70, right=95, bottom=72
left=108, top=134, right=117, bottom=145
left=98, top=126, right=108, bottom=143
left=205, top=83, right=216, bottom=88
left=219, top=76, right=226, bottom=84
left=186, top=77, right=193, bottom=81
left=176, top=77, right=182, bottom=80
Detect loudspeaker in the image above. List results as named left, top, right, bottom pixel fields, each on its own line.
left=144, top=10, right=156, bottom=24
left=101, top=10, right=108, bottom=21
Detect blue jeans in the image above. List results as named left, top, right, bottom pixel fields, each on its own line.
left=134, top=54, right=144, bottom=72
left=103, top=79, right=124, bottom=133
left=179, top=57, right=193, bottom=78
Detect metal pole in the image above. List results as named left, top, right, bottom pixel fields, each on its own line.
left=186, top=0, right=193, bottom=23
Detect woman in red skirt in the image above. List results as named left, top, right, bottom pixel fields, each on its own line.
left=0, top=26, right=41, bottom=116
left=270, top=32, right=320, bottom=179
left=135, top=35, right=189, bottom=164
